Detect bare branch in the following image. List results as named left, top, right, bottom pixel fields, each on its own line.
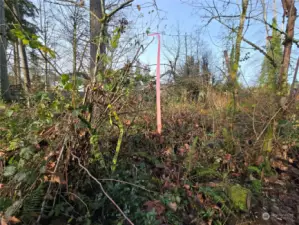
left=106, top=0, right=134, bottom=21
left=210, top=17, right=277, bottom=68
left=71, top=153, right=134, bottom=225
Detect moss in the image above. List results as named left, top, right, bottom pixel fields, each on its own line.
left=227, top=184, right=251, bottom=211
left=250, top=180, right=262, bottom=194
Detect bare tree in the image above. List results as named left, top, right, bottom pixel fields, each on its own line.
left=90, top=0, right=133, bottom=80
left=163, top=25, right=182, bottom=81
left=53, top=3, right=89, bottom=79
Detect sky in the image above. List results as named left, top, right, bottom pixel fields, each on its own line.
left=28, top=0, right=298, bottom=86
left=133, top=0, right=299, bottom=86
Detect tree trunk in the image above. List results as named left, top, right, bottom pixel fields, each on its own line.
left=13, top=42, right=19, bottom=84
left=230, top=0, right=249, bottom=111
left=18, top=41, right=31, bottom=92
left=73, top=21, right=77, bottom=76
left=43, top=2, right=49, bottom=91
left=15, top=40, right=21, bottom=84
left=0, top=0, right=11, bottom=101
left=13, top=2, right=31, bottom=93
left=231, top=0, right=248, bottom=83
left=45, top=51, right=48, bottom=90
left=224, top=50, right=231, bottom=75
left=278, top=0, right=297, bottom=96
left=90, top=0, right=106, bottom=79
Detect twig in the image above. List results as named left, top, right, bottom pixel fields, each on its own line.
left=210, top=17, right=277, bottom=68
left=252, top=104, right=258, bottom=138
left=289, top=57, right=299, bottom=102
left=71, top=153, right=134, bottom=225
left=99, top=179, right=157, bottom=193
left=37, top=139, right=66, bottom=224
left=65, top=192, right=90, bottom=215
left=254, top=108, right=282, bottom=144
left=106, top=0, right=134, bottom=22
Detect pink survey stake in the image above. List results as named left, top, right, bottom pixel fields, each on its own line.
left=149, top=33, right=162, bottom=134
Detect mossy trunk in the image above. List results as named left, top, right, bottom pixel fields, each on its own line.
left=230, top=0, right=249, bottom=112
left=278, top=0, right=297, bottom=96
left=90, top=0, right=106, bottom=80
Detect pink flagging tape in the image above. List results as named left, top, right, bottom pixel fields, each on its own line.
left=148, top=33, right=162, bottom=134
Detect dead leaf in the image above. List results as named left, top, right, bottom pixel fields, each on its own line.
left=183, top=184, right=190, bottom=190
left=137, top=94, right=143, bottom=102
left=264, top=175, right=278, bottom=183
left=255, top=155, right=264, bottom=166
left=281, top=145, right=288, bottom=150
left=162, top=147, right=172, bottom=156
left=1, top=217, right=7, bottom=225
left=39, top=126, right=55, bottom=137
left=122, top=119, right=131, bottom=126
left=144, top=200, right=165, bottom=215
left=271, top=160, right=288, bottom=171
left=184, top=143, right=190, bottom=150
left=49, top=173, right=66, bottom=184
left=224, top=154, right=231, bottom=161
left=168, top=202, right=177, bottom=212
left=186, top=190, right=193, bottom=197
left=162, top=181, right=176, bottom=190
left=197, top=193, right=204, bottom=204
left=178, top=147, right=186, bottom=156
left=206, top=182, right=219, bottom=187
left=231, top=173, right=241, bottom=177
left=47, top=161, right=56, bottom=170
left=78, top=129, right=86, bottom=138
left=143, top=115, right=150, bottom=125
left=137, top=4, right=141, bottom=11
left=8, top=216, right=21, bottom=224
left=177, top=119, right=183, bottom=126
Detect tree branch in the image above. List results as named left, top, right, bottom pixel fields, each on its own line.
left=106, top=0, right=134, bottom=21
left=211, top=17, right=277, bottom=68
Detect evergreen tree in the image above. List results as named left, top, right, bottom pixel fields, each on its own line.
left=5, top=0, right=38, bottom=41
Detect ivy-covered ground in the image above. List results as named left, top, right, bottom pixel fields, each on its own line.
left=0, top=85, right=298, bottom=225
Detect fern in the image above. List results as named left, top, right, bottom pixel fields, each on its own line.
left=0, top=197, right=12, bottom=211
left=184, top=136, right=199, bottom=177
left=22, top=183, right=45, bottom=219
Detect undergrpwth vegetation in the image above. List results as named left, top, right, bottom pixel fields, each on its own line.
left=1, top=84, right=298, bottom=224
left=0, top=0, right=299, bottom=224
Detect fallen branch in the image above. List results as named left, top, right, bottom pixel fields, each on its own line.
left=71, top=153, right=134, bottom=225
left=254, top=108, right=282, bottom=144
left=37, top=139, right=67, bottom=224
left=99, top=179, right=157, bottom=193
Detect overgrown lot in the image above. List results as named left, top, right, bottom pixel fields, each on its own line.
left=1, top=83, right=298, bottom=225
